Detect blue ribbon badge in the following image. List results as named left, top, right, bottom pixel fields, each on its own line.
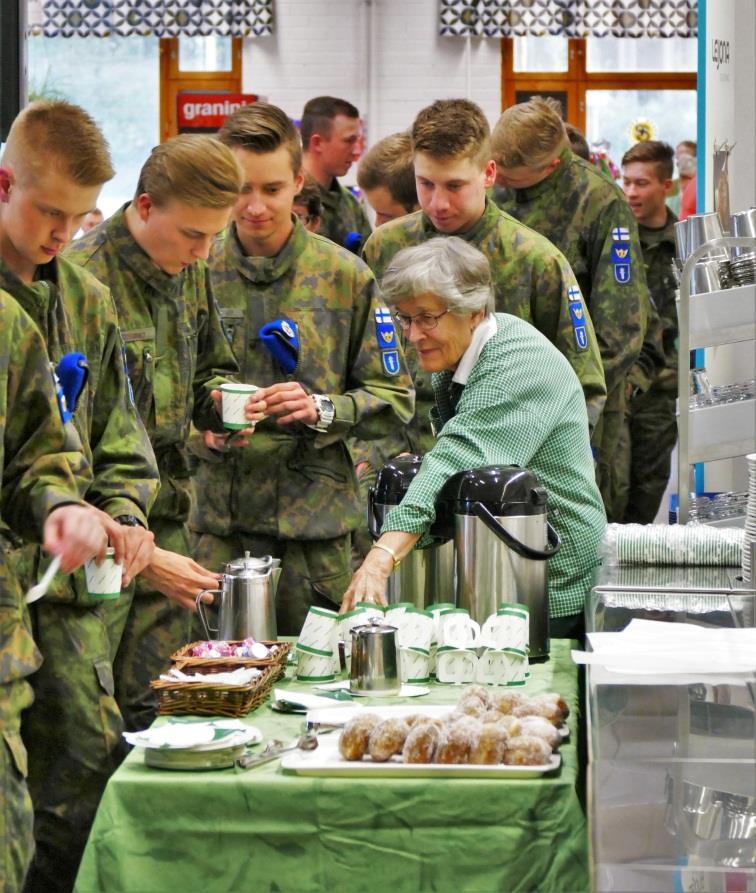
left=259, top=319, right=299, bottom=374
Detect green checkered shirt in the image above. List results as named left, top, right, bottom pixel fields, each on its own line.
left=382, top=313, right=607, bottom=618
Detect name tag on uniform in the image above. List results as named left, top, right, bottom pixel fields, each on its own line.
left=121, top=327, right=156, bottom=343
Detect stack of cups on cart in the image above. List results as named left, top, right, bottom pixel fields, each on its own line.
left=296, top=601, right=530, bottom=686
left=743, top=453, right=756, bottom=584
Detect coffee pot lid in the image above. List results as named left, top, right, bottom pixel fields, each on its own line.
left=351, top=617, right=398, bottom=637
left=436, top=465, right=547, bottom=517
left=373, top=454, right=424, bottom=504
left=225, top=551, right=272, bottom=577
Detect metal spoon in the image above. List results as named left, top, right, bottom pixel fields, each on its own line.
left=235, top=731, right=318, bottom=770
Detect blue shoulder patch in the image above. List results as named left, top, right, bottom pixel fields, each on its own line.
left=381, top=349, right=401, bottom=376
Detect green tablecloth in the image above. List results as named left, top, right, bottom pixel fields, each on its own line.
left=74, top=640, right=587, bottom=893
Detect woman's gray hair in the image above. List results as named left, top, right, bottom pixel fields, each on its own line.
left=380, top=237, right=495, bottom=314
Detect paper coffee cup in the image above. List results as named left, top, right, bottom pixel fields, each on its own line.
left=295, top=644, right=336, bottom=682
left=220, top=383, right=258, bottom=430
left=84, top=547, right=122, bottom=600
left=299, top=606, right=339, bottom=652
left=435, top=646, right=476, bottom=684
left=399, top=646, right=430, bottom=684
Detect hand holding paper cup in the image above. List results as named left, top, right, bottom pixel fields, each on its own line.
left=220, top=383, right=259, bottom=430
left=84, top=546, right=122, bottom=599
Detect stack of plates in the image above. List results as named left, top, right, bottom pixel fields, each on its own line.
left=730, top=251, right=756, bottom=286
left=743, top=454, right=756, bottom=584
left=124, top=719, right=262, bottom=770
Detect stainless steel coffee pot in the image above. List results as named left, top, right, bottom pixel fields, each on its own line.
left=434, top=466, right=561, bottom=659
left=349, top=619, right=400, bottom=696
left=368, top=455, right=455, bottom=609
left=196, top=552, right=281, bottom=641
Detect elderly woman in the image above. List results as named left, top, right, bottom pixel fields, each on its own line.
left=342, top=237, right=606, bottom=637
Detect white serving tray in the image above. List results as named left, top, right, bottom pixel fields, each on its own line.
left=281, top=734, right=560, bottom=778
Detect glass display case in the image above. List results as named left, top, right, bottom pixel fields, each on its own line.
left=587, top=565, right=756, bottom=892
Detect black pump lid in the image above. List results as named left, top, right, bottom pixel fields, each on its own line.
left=373, top=454, right=424, bottom=504
left=435, top=465, right=548, bottom=518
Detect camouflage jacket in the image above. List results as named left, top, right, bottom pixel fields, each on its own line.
left=189, top=217, right=414, bottom=540
left=0, top=257, right=158, bottom=526
left=0, top=290, right=91, bottom=542
left=493, top=148, right=646, bottom=398
left=634, top=209, right=679, bottom=393
left=315, top=178, right=372, bottom=254
left=362, top=198, right=607, bottom=450
left=66, top=207, right=238, bottom=524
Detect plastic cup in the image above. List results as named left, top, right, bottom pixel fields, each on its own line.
left=220, top=383, right=258, bottom=430
left=84, top=547, right=122, bottom=599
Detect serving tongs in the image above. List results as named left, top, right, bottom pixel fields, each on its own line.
left=235, top=722, right=337, bottom=770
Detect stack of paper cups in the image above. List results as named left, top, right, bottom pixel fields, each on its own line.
left=297, top=606, right=339, bottom=681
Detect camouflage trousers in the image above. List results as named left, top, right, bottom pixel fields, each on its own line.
left=0, top=555, right=41, bottom=893
left=192, top=533, right=352, bottom=638
left=616, top=389, right=678, bottom=524
left=592, top=383, right=627, bottom=523
left=19, top=556, right=133, bottom=893
left=113, top=519, right=193, bottom=734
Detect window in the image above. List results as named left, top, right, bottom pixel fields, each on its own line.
left=27, top=35, right=160, bottom=215
left=502, top=37, right=697, bottom=172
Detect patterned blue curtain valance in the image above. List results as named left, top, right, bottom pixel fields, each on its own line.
left=40, top=0, right=275, bottom=37
left=439, top=0, right=698, bottom=38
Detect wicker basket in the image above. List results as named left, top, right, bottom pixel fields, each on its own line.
left=151, top=663, right=277, bottom=718
left=170, top=640, right=291, bottom=675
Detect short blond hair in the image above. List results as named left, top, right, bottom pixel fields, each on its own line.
left=135, top=135, right=242, bottom=209
left=2, top=100, right=114, bottom=186
left=491, top=97, right=568, bottom=170
left=357, top=132, right=417, bottom=212
left=412, top=99, right=491, bottom=169
left=218, top=102, right=303, bottom=175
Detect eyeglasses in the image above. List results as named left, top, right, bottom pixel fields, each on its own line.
left=393, top=309, right=451, bottom=332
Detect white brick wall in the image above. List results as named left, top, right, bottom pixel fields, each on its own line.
left=243, top=0, right=502, bottom=144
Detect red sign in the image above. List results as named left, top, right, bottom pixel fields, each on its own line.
left=177, top=93, right=259, bottom=131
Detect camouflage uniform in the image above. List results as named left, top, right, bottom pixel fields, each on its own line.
left=0, top=290, right=93, bottom=893
left=359, top=198, right=607, bottom=480
left=315, top=178, right=372, bottom=254
left=493, top=148, right=650, bottom=519
left=65, top=206, right=238, bottom=731
left=189, top=217, right=414, bottom=634
left=0, top=257, right=159, bottom=893
left=620, top=209, right=679, bottom=523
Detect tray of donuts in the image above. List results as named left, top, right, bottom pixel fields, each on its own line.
left=281, top=686, right=568, bottom=778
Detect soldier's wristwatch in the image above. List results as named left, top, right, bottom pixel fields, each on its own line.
left=115, top=514, right=144, bottom=528
left=310, top=394, right=335, bottom=432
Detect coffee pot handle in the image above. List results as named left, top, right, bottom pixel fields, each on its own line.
left=471, top=503, right=561, bottom=560
left=195, top=589, right=222, bottom=639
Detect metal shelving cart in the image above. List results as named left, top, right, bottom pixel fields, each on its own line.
left=676, top=235, right=756, bottom=524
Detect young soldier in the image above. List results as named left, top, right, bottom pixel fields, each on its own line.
left=189, top=102, right=414, bottom=633
left=491, top=97, right=655, bottom=520
left=66, top=135, right=242, bottom=732
left=0, top=290, right=111, bottom=893
left=357, top=132, right=419, bottom=226
left=0, top=100, right=159, bottom=893
left=301, top=96, right=372, bottom=253
left=293, top=172, right=323, bottom=233
left=620, top=140, right=679, bottom=523
left=362, top=99, right=606, bottom=487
